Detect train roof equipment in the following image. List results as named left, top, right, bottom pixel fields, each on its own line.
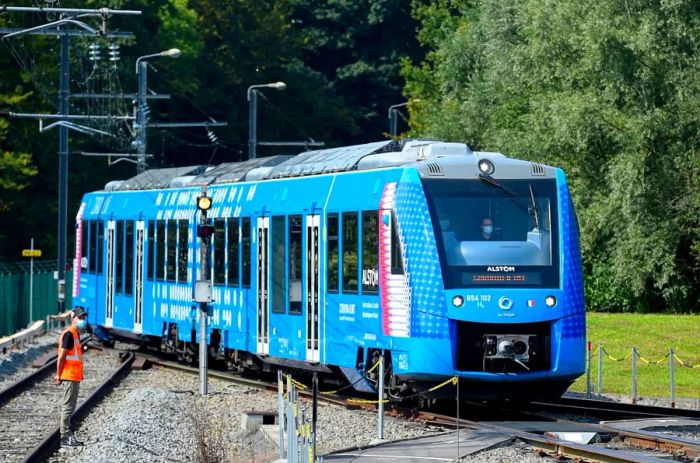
left=104, top=140, right=520, bottom=191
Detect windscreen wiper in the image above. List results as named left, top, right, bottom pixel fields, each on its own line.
left=478, top=173, right=519, bottom=198
left=528, top=184, right=541, bottom=231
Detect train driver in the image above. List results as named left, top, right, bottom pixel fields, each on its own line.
left=481, top=217, right=494, bottom=240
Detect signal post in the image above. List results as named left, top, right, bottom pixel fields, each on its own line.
left=195, top=187, right=213, bottom=396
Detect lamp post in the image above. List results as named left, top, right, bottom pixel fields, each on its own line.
left=247, top=81, right=286, bottom=159
left=134, top=48, right=181, bottom=173
left=388, top=102, right=409, bottom=137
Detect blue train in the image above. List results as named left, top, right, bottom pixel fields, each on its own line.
left=72, top=140, right=585, bottom=399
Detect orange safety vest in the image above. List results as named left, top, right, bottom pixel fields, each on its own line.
left=58, top=326, right=83, bottom=381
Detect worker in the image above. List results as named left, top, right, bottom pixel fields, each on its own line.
left=53, top=307, right=88, bottom=447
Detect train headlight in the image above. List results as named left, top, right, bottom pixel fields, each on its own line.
left=545, top=295, right=557, bottom=307
left=478, top=159, right=495, bottom=175
left=452, top=295, right=464, bottom=307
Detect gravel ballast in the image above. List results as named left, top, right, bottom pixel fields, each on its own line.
left=46, top=366, right=439, bottom=462
left=0, top=331, right=57, bottom=390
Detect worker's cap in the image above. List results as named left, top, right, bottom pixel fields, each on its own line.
left=71, top=306, right=88, bottom=319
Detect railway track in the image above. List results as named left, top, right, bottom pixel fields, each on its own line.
left=0, top=349, right=134, bottom=463
left=530, top=396, right=700, bottom=420
left=97, top=343, right=699, bottom=463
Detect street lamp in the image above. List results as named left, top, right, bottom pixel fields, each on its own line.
left=247, top=81, right=287, bottom=159
left=134, top=48, right=181, bottom=173
left=388, top=102, right=410, bottom=137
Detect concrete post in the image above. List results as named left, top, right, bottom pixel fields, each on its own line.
left=670, top=348, right=676, bottom=408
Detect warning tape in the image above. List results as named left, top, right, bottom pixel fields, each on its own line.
left=637, top=352, right=670, bottom=365
left=601, top=347, right=632, bottom=362
left=674, top=353, right=700, bottom=369
left=427, top=376, right=459, bottom=393
left=283, top=358, right=383, bottom=396
left=346, top=397, right=391, bottom=405
left=599, top=346, right=698, bottom=368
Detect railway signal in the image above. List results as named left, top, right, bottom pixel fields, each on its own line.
left=195, top=186, right=212, bottom=396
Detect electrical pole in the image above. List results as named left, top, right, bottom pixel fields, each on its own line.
left=56, top=28, right=69, bottom=312
left=1, top=6, right=142, bottom=313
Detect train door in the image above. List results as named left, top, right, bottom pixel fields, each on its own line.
left=133, top=220, right=145, bottom=334
left=256, top=217, right=270, bottom=355
left=305, top=214, right=320, bottom=362
left=105, top=220, right=115, bottom=328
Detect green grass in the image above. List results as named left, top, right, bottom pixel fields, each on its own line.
left=569, top=313, right=700, bottom=399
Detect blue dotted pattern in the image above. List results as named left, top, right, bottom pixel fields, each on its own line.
left=558, top=178, right=586, bottom=339
left=394, top=171, right=449, bottom=339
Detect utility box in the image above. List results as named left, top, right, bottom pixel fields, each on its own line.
left=194, top=281, right=212, bottom=303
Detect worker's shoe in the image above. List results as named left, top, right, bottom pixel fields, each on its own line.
left=61, top=433, right=84, bottom=447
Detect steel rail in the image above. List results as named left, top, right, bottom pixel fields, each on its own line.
left=20, top=352, right=135, bottom=463
left=0, top=333, right=90, bottom=407
left=534, top=396, right=700, bottom=419
left=0, top=355, right=56, bottom=407
left=404, top=410, right=674, bottom=463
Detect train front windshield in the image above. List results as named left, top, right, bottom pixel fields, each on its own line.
left=423, top=178, right=560, bottom=288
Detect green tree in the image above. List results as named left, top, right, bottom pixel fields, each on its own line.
left=404, top=0, right=700, bottom=313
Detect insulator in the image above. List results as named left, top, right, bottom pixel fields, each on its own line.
left=88, top=43, right=101, bottom=61
left=207, top=129, right=219, bottom=144
left=107, top=44, right=121, bottom=61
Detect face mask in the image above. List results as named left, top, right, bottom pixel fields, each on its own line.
left=483, top=225, right=493, bottom=234
left=76, top=319, right=88, bottom=330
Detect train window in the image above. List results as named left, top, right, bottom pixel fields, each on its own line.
left=362, top=211, right=379, bottom=294
left=213, top=219, right=225, bottom=285
left=166, top=220, right=177, bottom=282
left=327, top=214, right=339, bottom=293
left=423, top=178, right=560, bottom=288
left=81, top=220, right=89, bottom=271
left=271, top=216, right=286, bottom=313
left=390, top=215, right=404, bottom=275
left=96, top=221, right=104, bottom=275
left=125, top=221, right=134, bottom=296
left=156, top=220, right=166, bottom=281
left=147, top=220, right=155, bottom=281
left=89, top=221, right=98, bottom=273
left=116, top=220, right=124, bottom=295
left=177, top=220, right=189, bottom=283
left=242, top=218, right=251, bottom=287
left=227, top=218, right=240, bottom=286
left=342, top=212, right=358, bottom=293
left=289, top=215, right=303, bottom=313
left=85, top=221, right=94, bottom=273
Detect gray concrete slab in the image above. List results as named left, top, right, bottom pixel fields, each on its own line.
left=492, top=420, right=599, bottom=433
left=323, top=429, right=512, bottom=462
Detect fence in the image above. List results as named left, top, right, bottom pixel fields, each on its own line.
left=0, top=260, right=72, bottom=337
left=585, top=343, right=700, bottom=407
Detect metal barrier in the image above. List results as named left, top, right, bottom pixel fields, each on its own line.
left=585, top=343, right=699, bottom=407
left=0, top=260, right=72, bottom=337
left=0, top=320, right=46, bottom=354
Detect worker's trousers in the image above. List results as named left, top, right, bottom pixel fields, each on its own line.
left=60, top=380, right=81, bottom=437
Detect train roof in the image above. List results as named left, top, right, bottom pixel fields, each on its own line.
left=104, top=140, right=548, bottom=192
